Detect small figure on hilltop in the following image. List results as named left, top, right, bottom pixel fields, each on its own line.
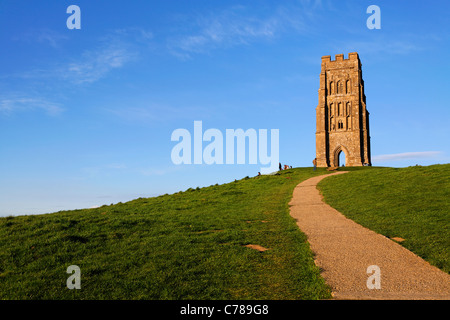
left=313, top=158, right=317, bottom=171
left=284, top=165, right=289, bottom=170
left=279, top=162, right=282, bottom=171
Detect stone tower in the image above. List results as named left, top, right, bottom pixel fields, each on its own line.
left=315, top=52, right=371, bottom=167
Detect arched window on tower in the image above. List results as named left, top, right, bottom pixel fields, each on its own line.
left=330, top=81, right=334, bottom=94
left=346, top=80, right=351, bottom=94
left=336, top=81, right=341, bottom=94
left=338, top=102, right=342, bottom=116
left=338, top=120, right=343, bottom=129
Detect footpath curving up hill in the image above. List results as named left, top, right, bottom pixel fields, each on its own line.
left=290, top=169, right=450, bottom=300
left=318, top=164, right=450, bottom=275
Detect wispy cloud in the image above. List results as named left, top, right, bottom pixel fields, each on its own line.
left=140, top=165, right=182, bottom=177
left=0, top=28, right=154, bottom=117
left=112, top=27, right=154, bottom=43
left=105, top=103, right=211, bottom=124
left=167, top=4, right=315, bottom=59
left=65, top=43, right=135, bottom=84
left=0, top=97, right=63, bottom=116
left=337, top=39, right=421, bottom=57
left=63, top=27, right=153, bottom=84
left=14, top=29, right=69, bottom=49
left=64, top=27, right=154, bottom=84
left=77, top=163, right=129, bottom=180
left=105, top=106, right=162, bottom=122
left=6, top=27, right=153, bottom=85
left=372, top=151, right=443, bottom=162
left=36, top=30, right=69, bottom=49
left=106, top=163, right=127, bottom=169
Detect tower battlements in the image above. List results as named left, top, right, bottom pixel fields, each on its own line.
left=321, top=52, right=361, bottom=71
left=321, top=52, right=359, bottom=63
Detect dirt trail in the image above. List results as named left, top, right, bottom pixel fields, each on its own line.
left=289, top=172, right=450, bottom=300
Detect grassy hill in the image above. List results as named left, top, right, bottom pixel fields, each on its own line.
left=317, top=164, right=450, bottom=274
left=1, top=164, right=448, bottom=300
left=0, top=168, right=332, bottom=300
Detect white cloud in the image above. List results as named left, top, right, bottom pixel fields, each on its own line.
left=112, top=27, right=154, bottom=42
left=140, top=166, right=182, bottom=177
left=167, top=4, right=314, bottom=58
left=332, top=33, right=425, bottom=58
left=0, top=28, right=154, bottom=116
left=7, top=28, right=152, bottom=85
left=105, top=103, right=211, bottom=124
left=106, top=163, right=127, bottom=169
left=106, top=106, right=161, bottom=122
left=36, top=30, right=69, bottom=49
left=0, top=97, right=63, bottom=116
left=65, top=42, right=136, bottom=84
left=14, top=29, right=69, bottom=49
left=63, top=27, right=153, bottom=84
left=372, top=151, right=443, bottom=162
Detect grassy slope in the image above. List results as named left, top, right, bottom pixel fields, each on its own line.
left=0, top=168, right=332, bottom=300
left=317, top=164, right=450, bottom=273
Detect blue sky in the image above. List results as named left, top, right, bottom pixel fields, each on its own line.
left=1, top=0, right=449, bottom=216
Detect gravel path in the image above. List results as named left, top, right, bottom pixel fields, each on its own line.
left=289, top=172, right=450, bottom=300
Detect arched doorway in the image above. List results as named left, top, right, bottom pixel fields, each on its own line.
left=333, top=145, right=349, bottom=167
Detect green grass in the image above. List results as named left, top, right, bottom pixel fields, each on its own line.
left=3, top=164, right=447, bottom=299
left=0, top=167, right=332, bottom=300
left=317, top=164, right=450, bottom=273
